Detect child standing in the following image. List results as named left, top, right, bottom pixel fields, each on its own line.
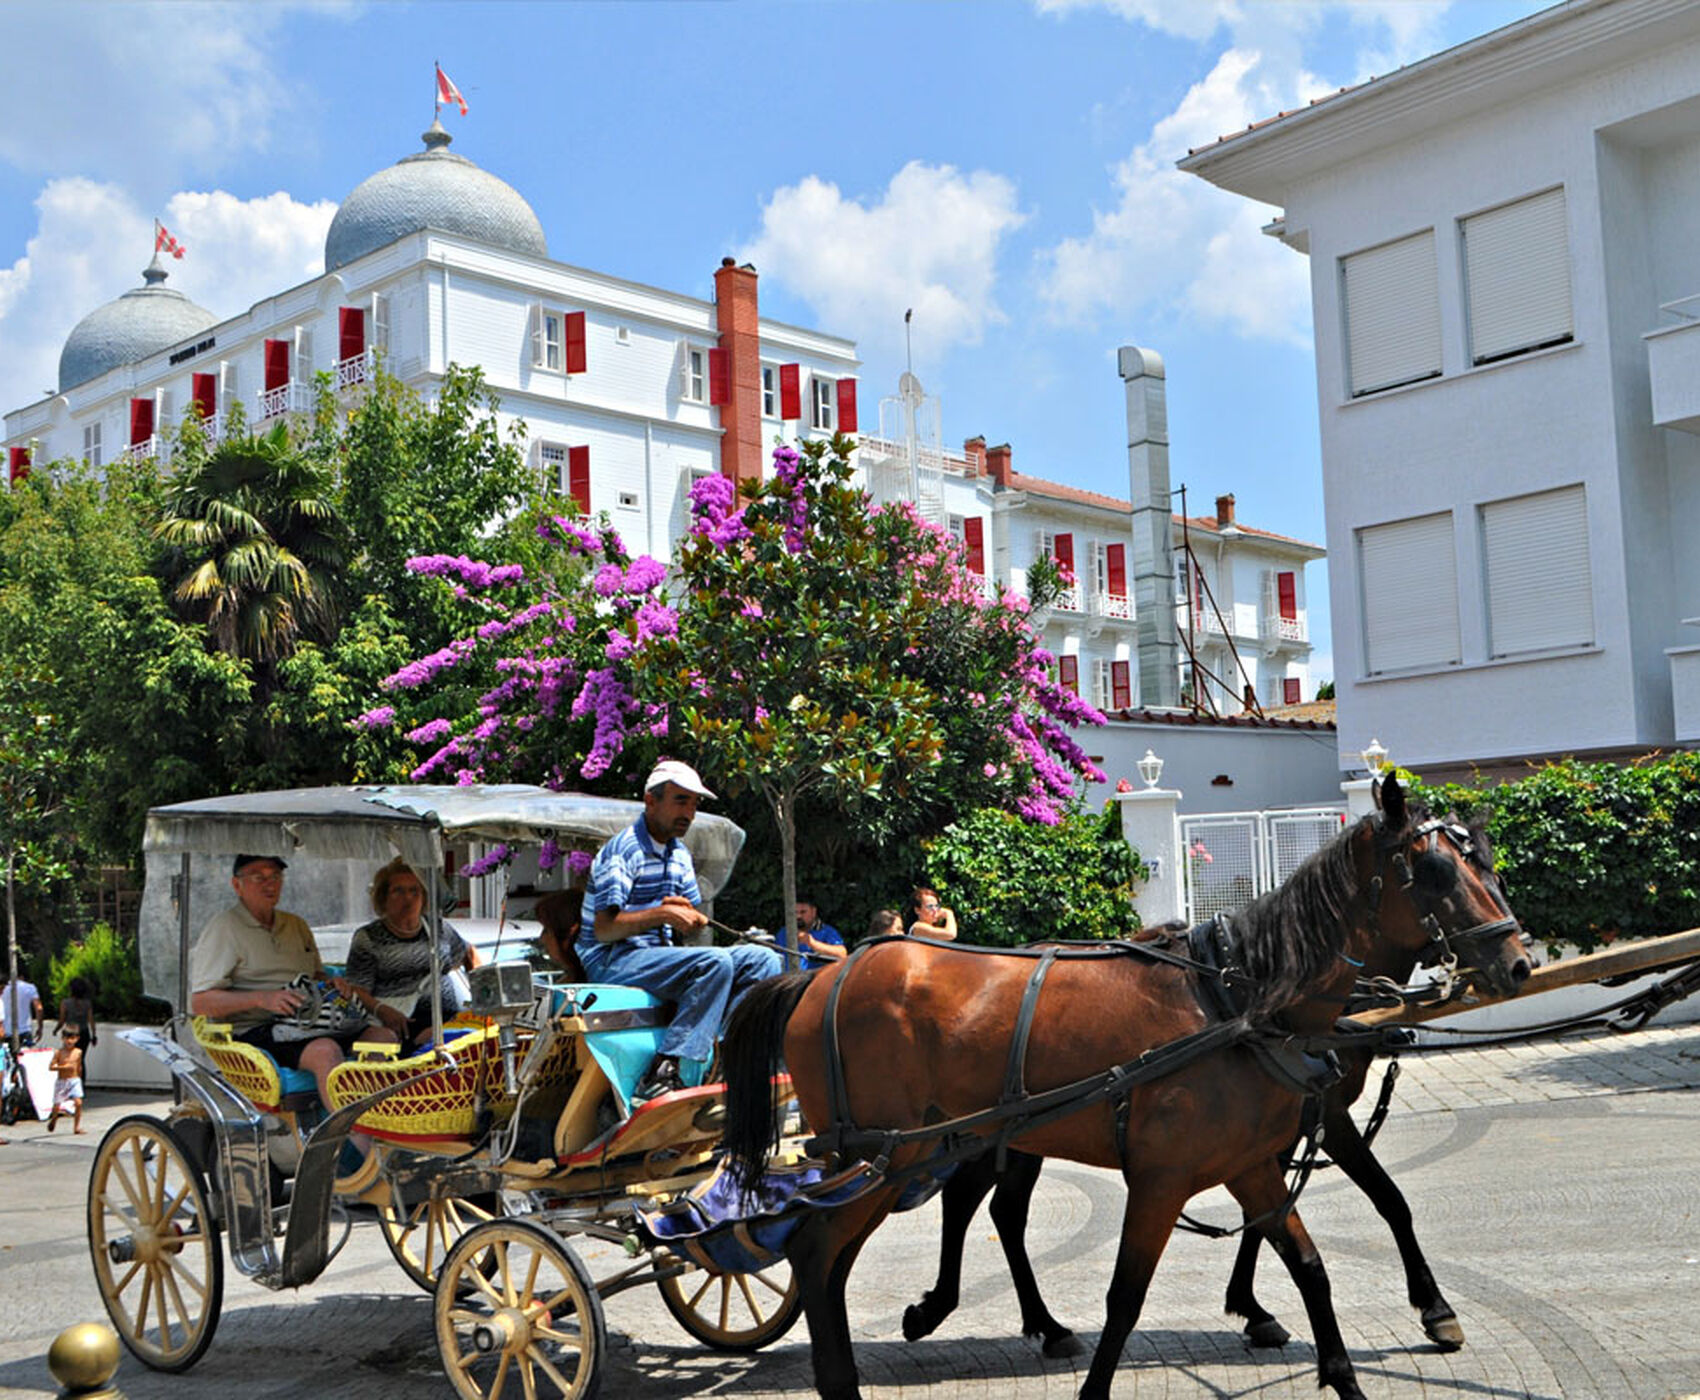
left=46, top=1027, right=85, bottom=1134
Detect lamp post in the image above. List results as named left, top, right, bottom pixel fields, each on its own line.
left=1137, top=748, right=1164, bottom=790
left=1360, top=737, right=1389, bottom=776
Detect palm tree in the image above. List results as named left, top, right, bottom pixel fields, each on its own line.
left=154, top=423, right=347, bottom=662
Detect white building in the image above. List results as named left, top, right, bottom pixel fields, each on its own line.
left=857, top=350, right=1322, bottom=716
left=1182, top=0, right=1700, bottom=777
left=4, top=118, right=859, bottom=557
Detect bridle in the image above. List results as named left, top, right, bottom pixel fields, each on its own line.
left=1365, top=814, right=1522, bottom=984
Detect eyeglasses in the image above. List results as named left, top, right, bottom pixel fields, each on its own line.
left=239, top=871, right=284, bottom=885
left=920, top=901, right=940, bottom=911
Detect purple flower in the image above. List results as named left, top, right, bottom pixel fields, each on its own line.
left=406, top=718, right=453, bottom=745
left=567, top=850, right=594, bottom=876
left=461, top=843, right=512, bottom=878
left=356, top=706, right=396, bottom=730
left=538, top=838, right=561, bottom=873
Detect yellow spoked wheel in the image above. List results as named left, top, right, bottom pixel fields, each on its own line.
left=657, top=1255, right=802, bottom=1351
left=87, top=1115, right=224, bottom=1372
left=380, top=1185, right=502, bottom=1293
left=435, top=1220, right=605, bottom=1400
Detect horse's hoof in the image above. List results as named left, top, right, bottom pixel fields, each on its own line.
left=1042, top=1330, right=1084, bottom=1358
left=1421, top=1307, right=1465, bottom=1352
left=1244, top=1318, right=1291, bottom=1349
left=901, top=1303, right=937, bottom=1342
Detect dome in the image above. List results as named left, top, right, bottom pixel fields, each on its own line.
left=58, top=257, right=218, bottom=392
left=324, top=120, right=548, bottom=272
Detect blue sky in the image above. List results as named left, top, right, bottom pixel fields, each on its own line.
left=1, top=0, right=1551, bottom=684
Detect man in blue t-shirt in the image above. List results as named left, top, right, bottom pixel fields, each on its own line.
left=577, top=760, right=783, bottom=1103
left=773, top=896, right=846, bottom=971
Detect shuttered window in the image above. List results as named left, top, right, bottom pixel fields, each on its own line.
left=1283, top=677, right=1301, bottom=706
left=1481, top=484, right=1591, bottom=657
left=1277, top=571, right=1296, bottom=620
left=191, top=372, right=217, bottom=421
left=567, top=445, right=591, bottom=514
left=1111, top=660, right=1132, bottom=710
left=836, top=378, right=858, bottom=433
left=339, top=306, right=365, bottom=362
left=263, top=340, right=290, bottom=391
left=1357, top=511, right=1460, bottom=674
left=9, top=446, right=31, bottom=482
left=1057, top=655, right=1078, bottom=695
left=1463, top=187, right=1572, bottom=365
left=962, top=517, right=986, bottom=576
left=1106, top=543, right=1127, bottom=598
left=779, top=364, right=801, bottom=420
left=1341, top=230, right=1442, bottom=397
left=129, top=398, right=154, bottom=446
left=564, top=311, right=587, bottom=374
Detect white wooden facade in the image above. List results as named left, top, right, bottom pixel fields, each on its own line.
left=1182, top=0, right=1700, bottom=773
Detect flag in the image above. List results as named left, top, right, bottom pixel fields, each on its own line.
left=155, top=220, right=185, bottom=260
left=436, top=64, right=468, bottom=116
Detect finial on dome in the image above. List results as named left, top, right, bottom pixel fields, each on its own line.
left=421, top=116, right=453, bottom=152
left=142, top=251, right=168, bottom=286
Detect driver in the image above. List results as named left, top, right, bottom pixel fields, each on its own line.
left=188, top=854, right=375, bottom=1110
left=577, top=761, right=784, bottom=1104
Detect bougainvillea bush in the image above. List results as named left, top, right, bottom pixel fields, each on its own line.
left=360, top=436, right=1107, bottom=921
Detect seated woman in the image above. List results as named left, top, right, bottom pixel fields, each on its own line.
left=344, top=859, right=481, bottom=1047
left=865, top=908, right=904, bottom=942
left=534, top=889, right=589, bottom=983
left=904, top=886, right=959, bottom=940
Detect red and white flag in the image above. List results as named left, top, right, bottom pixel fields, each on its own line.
left=435, top=64, right=468, bottom=117
left=155, top=220, right=186, bottom=260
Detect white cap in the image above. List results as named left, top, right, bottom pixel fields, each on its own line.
left=645, top=759, right=715, bottom=799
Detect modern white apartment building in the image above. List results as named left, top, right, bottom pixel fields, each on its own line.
left=4, top=119, right=859, bottom=560
left=1182, top=0, right=1700, bottom=774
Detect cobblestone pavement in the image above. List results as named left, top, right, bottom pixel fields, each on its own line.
left=2, top=1020, right=1697, bottom=1400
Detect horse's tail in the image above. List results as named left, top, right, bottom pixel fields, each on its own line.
left=722, top=969, right=815, bottom=1190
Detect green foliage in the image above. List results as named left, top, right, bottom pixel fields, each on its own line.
left=1316, top=680, right=1335, bottom=700
left=48, top=922, right=158, bottom=1024
left=919, top=800, right=1145, bottom=948
left=1407, top=752, right=1700, bottom=953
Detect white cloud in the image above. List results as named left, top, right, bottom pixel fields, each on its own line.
left=0, top=3, right=352, bottom=188
left=741, top=161, right=1028, bottom=363
left=1035, top=2, right=1476, bottom=344
left=0, top=179, right=334, bottom=406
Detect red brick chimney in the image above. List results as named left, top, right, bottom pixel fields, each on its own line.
left=713, top=258, right=762, bottom=488
left=986, top=442, right=1013, bottom=487
left=1215, top=493, right=1236, bottom=528
left=963, top=436, right=986, bottom=477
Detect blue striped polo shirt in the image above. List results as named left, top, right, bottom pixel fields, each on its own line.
left=576, top=814, right=701, bottom=954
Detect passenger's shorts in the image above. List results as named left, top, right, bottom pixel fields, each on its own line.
left=237, top=1022, right=362, bottom=1071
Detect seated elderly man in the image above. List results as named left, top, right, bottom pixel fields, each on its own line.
left=189, top=853, right=376, bottom=1111
left=576, top=761, right=784, bottom=1103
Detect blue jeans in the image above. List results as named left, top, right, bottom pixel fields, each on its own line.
left=578, top=940, right=785, bottom=1063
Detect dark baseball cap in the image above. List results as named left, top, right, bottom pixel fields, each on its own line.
left=233, top=853, right=289, bottom=876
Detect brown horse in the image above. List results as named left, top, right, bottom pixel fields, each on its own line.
left=721, top=774, right=1530, bottom=1400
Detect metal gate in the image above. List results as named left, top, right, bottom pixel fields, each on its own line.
left=1180, top=807, right=1348, bottom=924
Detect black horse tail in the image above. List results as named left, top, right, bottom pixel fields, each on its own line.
left=722, top=969, right=815, bottom=1190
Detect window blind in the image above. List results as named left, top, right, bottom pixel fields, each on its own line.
left=1342, top=230, right=1442, bottom=396
left=1358, top=511, right=1460, bottom=673
left=1481, top=484, right=1591, bottom=656
left=1463, top=187, right=1572, bottom=365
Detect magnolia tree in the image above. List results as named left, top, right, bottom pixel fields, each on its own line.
left=360, top=437, right=1105, bottom=943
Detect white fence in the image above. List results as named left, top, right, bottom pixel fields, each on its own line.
left=1180, top=806, right=1348, bottom=924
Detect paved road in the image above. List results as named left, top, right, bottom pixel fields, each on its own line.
left=2, top=1021, right=1698, bottom=1400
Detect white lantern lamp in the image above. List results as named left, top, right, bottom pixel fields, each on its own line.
left=1137, top=749, right=1164, bottom=790
left=1360, top=738, right=1389, bottom=776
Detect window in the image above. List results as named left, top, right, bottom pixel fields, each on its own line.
left=1058, top=655, right=1079, bottom=695
left=1092, top=659, right=1131, bottom=710
left=962, top=518, right=986, bottom=575
left=1462, top=187, right=1572, bottom=365
left=538, top=441, right=591, bottom=513
left=191, top=372, right=218, bottom=422
left=1341, top=229, right=1442, bottom=396
left=779, top=363, right=801, bottom=420
left=684, top=348, right=707, bottom=403
left=294, top=327, right=314, bottom=380
left=1357, top=511, right=1460, bottom=674
left=264, top=339, right=290, bottom=391
left=1481, top=483, right=1592, bottom=656
left=761, top=366, right=779, bottom=418
left=537, top=310, right=563, bottom=370
left=371, top=292, right=390, bottom=355
left=220, top=362, right=240, bottom=416
left=1283, top=677, right=1301, bottom=706
left=811, top=376, right=835, bottom=431
left=82, top=421, right=103, bottom=468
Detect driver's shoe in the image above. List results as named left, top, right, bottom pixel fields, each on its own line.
left=631, top=1054, right=685, bottom=1105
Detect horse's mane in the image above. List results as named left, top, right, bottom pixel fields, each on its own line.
left=1230, top=801, right=1426, bottom=1018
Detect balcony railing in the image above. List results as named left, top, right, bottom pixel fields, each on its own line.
left=124, top=436, right=167, bottom=463
left=1261, top=613, right=1307, bottom=645
left=335, top=348, right=375, bottom=391
left=1092, top=590, right=1133, bottom=621
left=1052, top=583, right=1083, bottom=613
left=257, top=383, right=312, bottom=420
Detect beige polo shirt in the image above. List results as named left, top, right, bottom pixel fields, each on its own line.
left=189, top=903, right=324, bottom=1026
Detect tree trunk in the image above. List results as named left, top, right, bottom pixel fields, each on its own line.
left=5, top=850, right=20, bottom=1061
left=771, top=784, right=802, bottom=972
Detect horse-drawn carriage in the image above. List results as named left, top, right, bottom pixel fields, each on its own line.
left=91, top=784, right=802, bottom=1399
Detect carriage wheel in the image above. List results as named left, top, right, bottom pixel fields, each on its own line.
left=657, top=1254, right=802, bottom=1351
left=379, top=1186, right=502, bottom=1293
left=87, top=1115, right=225, bottom=1372
left=434, top=1219, right=606, bottom=1400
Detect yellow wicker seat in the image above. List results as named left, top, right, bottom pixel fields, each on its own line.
left=190, top=1018, right=315, bottom=1112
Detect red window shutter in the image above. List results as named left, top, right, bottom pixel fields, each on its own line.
left=1283, top=677, right=1301, bottom=706
left=1111, top=661, right=1132, bottom=710
left=568, top=445, right=591, bottom=514
left=708, top=348, right=730, bottom=406
left=779, top=363, right=801, bottom=420
left=129, top=397, right=155, bottom=446
left=192, top=372, right=218, bottom=420
left=1106, top=543, right=1127, bottom=597
left=8, top=446, right=29, bottom=483
left=339, top=306, right=365, bottom=362
left=1277, top=570, right=1297, bottom=620
left=1058, top=655, right=1079, bottom=694
left=264, top=339, right=290, bottom=391
left=963, top=517, right=986, bottom=575
left=564, top=311, right=587, bottom=374
left=836, top=378, right=858, bottom=433
left=1053, top=532, right=1074, bottom=575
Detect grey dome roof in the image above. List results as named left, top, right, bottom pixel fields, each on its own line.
left=325, top=120, right=547, bottom=272
left=58, top=257, right=218, bottom=392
